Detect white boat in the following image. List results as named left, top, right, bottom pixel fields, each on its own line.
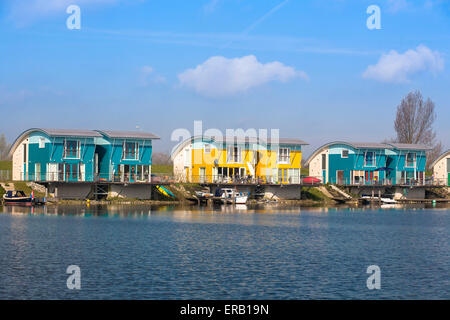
left=220, top=188, right=248, bottom=204
left=380, top=197, right=397, bottom=204
left=361, top=196, right=397, bottom=204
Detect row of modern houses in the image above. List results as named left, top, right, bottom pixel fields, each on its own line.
left=6, top=128, right=450, bottom=187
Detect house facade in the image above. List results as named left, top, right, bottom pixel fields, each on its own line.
left=432, top=150, right=450, bottom=186
left=171, top=136, right=308, bottom=184
left=306, top=141, right=430, bottom=185
left=9, top=128, right=159, bottom=183
left=94, top=130, right=159, bottom=183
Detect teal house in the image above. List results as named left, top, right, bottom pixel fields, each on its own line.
left=306, top=142, right=430, bottom=185
left=9, top=128, right=159, bottom=183
left=94, top=130, right=159, bottom=183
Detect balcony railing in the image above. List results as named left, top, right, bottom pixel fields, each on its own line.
left=330, top=177, right=449, bottom=187
left=185, top=175, right=321, bottom=185
left=16, top=172, right=174, bottom=184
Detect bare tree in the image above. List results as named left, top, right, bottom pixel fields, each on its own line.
left=152, top=152, right=172, bottom=165
left=393, top=90, right=442, bottom=169
left=0, top=134, right=11, bottom=160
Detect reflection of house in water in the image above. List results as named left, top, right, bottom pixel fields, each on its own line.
left=170, top=135, right=308, bottom=184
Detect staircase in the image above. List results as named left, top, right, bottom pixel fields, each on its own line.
left=330, top=185, right=353, bottom=199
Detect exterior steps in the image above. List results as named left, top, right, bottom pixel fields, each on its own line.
left=330, top=185, right=353, bottom=199
left=318, top=186, right=334, bottom=199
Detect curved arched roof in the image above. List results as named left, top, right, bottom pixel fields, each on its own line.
left=7, top=128, right=102, bottom=158
left=430, top=150, right=450, bottom=169
left=170, top=135, right=308, bottom=160
left=170, top=135, right=215, bottom=161
left=304, top=141, right=359, bottom=167
left=95, top=130, right=159, bottom=140
left=304, top=141, right=433, bottom=167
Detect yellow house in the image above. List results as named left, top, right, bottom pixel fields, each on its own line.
left=171, top=136, right=308, bottom=184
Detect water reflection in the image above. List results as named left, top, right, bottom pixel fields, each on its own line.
left=0, top=203, right=449, bottom=300
left=1, top=202, right=449, bottom=224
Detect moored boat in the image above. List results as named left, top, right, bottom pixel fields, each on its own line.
left=220, top=188, right=248, bottom=204
left=3, top=190, right=33, bottom=205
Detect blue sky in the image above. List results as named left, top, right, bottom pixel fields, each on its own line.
left=1, top=0, right=449, bottom=156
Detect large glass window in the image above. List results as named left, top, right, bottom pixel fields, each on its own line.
left=123, top=142, right=138, bottom=160
left=64, top=140, right=80, bottom=158
left=405, top=153, right=416, bottom=167
left=364, top=151, right=375, bottom=167
left=278, top=148, right=290, bottom=163
left=227, top=145, right=241, bottom=163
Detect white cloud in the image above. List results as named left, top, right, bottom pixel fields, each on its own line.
left=362, top=45, right=444, bottom=83
left=178, top=55, right=308, bottom=97
left=139, top=66, right=166, bottom=86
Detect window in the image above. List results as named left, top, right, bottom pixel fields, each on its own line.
left=204, top=144, right=211, bottom=154
left=227, top=145, right=241, bottom=163
left=64, top=140, right=80, bottom=158
left=364, top=151, right=375, bottom=167
left=321, top=154, right=327, bottom=170
left=405, top=153, right=416, bottom=167
left=278, top=148, right=290, bottom=163
left=123, top=141, right=138, bottom=160
left=447, top=158, right=450, bottom=173
left=39, top=138, right=45, bottom=149
left=342, top=149, right=349, bottom=158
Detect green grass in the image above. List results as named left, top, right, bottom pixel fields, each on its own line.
left=301, top=167, right=309, bottom=176
left=301, top=187, right=327, bottom=201
left=0, top=161, right=12, bottom=171
left=11, top=181, right=33, bottom=194
left=152, top=164, right=173, bottom=175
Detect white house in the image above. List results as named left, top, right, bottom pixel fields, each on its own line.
left=432, top=150, right=450, bottom=186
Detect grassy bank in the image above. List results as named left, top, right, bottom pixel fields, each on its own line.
left=0, top=161, right=12, bottom=171
left=152, top=164, right=173, bottom=175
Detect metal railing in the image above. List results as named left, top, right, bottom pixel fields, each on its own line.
left=330, top=177, right=449, bottom=187
left=0, top=170, right=11, bottom=181
left=16, top=172, right=175, bottom=184
left=185, top=175, right=321, bottom=185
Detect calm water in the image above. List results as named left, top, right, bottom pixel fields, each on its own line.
left=0, top=204, right=449, bottom=300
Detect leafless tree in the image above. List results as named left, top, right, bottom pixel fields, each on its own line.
left=152, top=152, right=172, bottom=165
left=393, top=90, right=442, bottom=169
left=0, top=134, right=11, bottom=160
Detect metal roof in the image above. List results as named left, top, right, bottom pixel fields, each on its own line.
left=96, top=130, right=160, bottom=140
left=205, top=136, right=308, bottom=145
left=351, top=142, right=389, bottom=149
left=39, top=128, right=102, bottom=137
left=386, top=143, right=432, bottom=151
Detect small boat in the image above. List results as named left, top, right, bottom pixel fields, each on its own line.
left=3, top=190, right=33, bottom=205
left=360, top=196, right=397, bottom=205
left=220, top=188, right=248, bottom=204
left=156, top=185, right=176, bottom=198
